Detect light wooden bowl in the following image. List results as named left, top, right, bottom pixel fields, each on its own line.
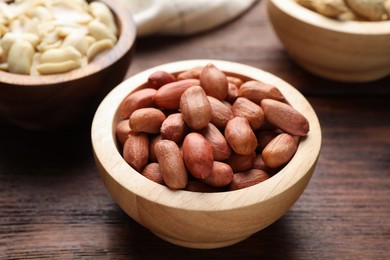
left=91, top=59, right=322, bottom=249
left=267, top=0, right=390, bottom=82
left=0, top=0, right=136, bottom=130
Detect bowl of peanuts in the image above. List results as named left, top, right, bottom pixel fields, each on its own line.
left=91, top=59, right=322, bottom=249
left=0, top=0, right=136, bottom=130
left=267, top=0, right=390, bottom=82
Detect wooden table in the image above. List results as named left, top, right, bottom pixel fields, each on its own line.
left=1, top=2, right=389, bottom=259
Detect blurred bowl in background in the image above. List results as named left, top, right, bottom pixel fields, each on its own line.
left=0, top=0, right=136, bottom=130
left=267, top=0, right=390, bottom=82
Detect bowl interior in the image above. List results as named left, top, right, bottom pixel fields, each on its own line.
left=92, top=59, right=322, bottom=212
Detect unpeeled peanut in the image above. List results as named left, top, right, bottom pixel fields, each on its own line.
left=129, top=107, right=166, bottom=134
left=200, top=123, right=231, bottom=161
left=155, top=140, right=188, bottom=189
left=160, top=113, right=188, bottom=144
left=202, top=161, right=233, bottom=187
left=120, top=88, right=157, bottom=119
left=229, top=169, right=271, bottom=191
left=261, top=99, right=309, bottom=136
left=123, top=132, right=149, bottom=172
left=200, top=63, right=229, bottom=101
left=180, top=86, right=212, bottom=130
left=232, top=97, right=264, bottom=130
left=225, top=117, right=257, bottom=156
left=262, top=133, right=298, bottom=168
left=182, top=133, right=214, bottom=179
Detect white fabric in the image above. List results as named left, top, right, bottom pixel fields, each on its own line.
left=119, top=0, right=258, bottom=37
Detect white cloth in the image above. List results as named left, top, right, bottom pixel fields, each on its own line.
left=119, top=0, right=258, bottom=37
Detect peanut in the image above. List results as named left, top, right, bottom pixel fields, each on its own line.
left=224, top=151, right=256, bottom=172
left=207, top=96, right=234, bottom=129
left=239, top=80, right=285, bottom=104
left=154, top=79, right=200, bottom=110
left=199, top=63, right=228, bottom=101
left=160, top=113, right=189, bottom=144
left=142, top=162, right=165, bottom=185
left=123, top=132, right=149, bottom=172
left=120, top=88, right=157, bottom=119
left=261, top=99, right=309, bottom=136
left=115, top=119, right=131, bottom=145
left=262, top=133, right=298, bottom=168
left=225, top=117, right=257, bottom=155
left=229, top=169, right=270, bottom=191
left=182, top=133, right=214, bottom=179
left=202, top=161, right=234, bottom=187
left=180, top=86, right=212, bottom=130
left=231, top=97, right=264, bottom=130
left=199, top=123, right=231, bottom=161
left=129, top=108, right=166, bottom=134
left=148, top=70, right=176, bottom=89
left=7, top=40, right=34, bottom=75
left=176, top=66, right=203, bottom=80
left=155, top=140, right=188, bottom=189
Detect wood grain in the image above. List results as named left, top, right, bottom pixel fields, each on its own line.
left=1, top=1, right=389, bottom=259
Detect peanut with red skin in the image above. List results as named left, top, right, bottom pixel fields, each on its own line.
left=262, top=133, right=298, bottom=168
left=202, top=161, right=233, bottom=187
left=232, top=97, right=264, bottom=130
left=200, top=123, right=231, bottom=161
left=229, top=169, right=270, bottom=191
left=155, top=140, right=188, bottom=189
left=123, top=132, right=149, bottom=172
left=120, top=88, right=156, bottom=119
left=160, top=113, right=189, bottom=144
left=200, top=63, right=228, bottom=101
left=239, top=80, right=285, bottom=104
left=129, top=107, right=166, bottom=134
left=142, top=162, right=164, bottom=185
left=182, top=133, right=214, bottom=179
left=148, top=70, right=176, bottom=89
left=224, top=117, right=257, bottom=156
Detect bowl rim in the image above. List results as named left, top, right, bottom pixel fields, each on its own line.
left=0, top=0, right=136, bottom=85
left=269, top=0, right=390, bottom=35
left=91, top=59, right=322, bottom=212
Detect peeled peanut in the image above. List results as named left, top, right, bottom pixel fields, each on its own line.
left=90, top=1, right=118, bottom=35
left=7, top=40, right=34, bottom=75
left=200, top=123, right=231, bottom=161
left=123, top=132, right=149, bottom=172
left=86, top=38, right=114, bottom=61
left=199, top=63, right=228, bottom=101
left=120, top=88, right=157, bottom=119
left=261, top=99, right=309, bottom=136
left=155, top=140, right=188, bottom=189
left=182, top=133, right=214, bottom=179
left=154, top=79, right=200, bottom=110
left=202, top=161, right=233, bottom=187
left=40, top=46, right=82, bottom=64
left=207, top=96, right=234, bottom=129
left=142, top=162, right=164, bottom=185
left=232, top=97, right=264, bottom=130
left=239, top=80, right=285, bottom=104
left=229, top=169, right=270, bottom=191
left=160, top=113, right=188, bottom=144
left=180, top=86, right=212, bottom=130
left=129, top=107, right=166, bottom=134
left=262, top=133, right=298, bottom=168
left=88, top=19, right=117, bottom=42
left=225, top=117, right=257, bottom=156
left=148, top=70, right=176, bottom=89
left=36, top=60, right=82, bottom=75
left=345, top=0, right=388, bottom=21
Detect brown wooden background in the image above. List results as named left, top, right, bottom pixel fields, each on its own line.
left=1, top=2, right=389, bottom=259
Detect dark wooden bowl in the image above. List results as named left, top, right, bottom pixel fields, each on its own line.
left=0, top=0, right=136, bottom=130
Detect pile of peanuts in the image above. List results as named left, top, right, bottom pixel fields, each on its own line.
left=0, top=0, right=117, bottom=75
left=296, top=0, right=390, bottom=21
left=116, top=63, right=310, bottom=192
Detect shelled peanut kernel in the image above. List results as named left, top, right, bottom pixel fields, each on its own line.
left=116, top=63, right=310, bottom=192
left=0, top=0, right=118, bottom=75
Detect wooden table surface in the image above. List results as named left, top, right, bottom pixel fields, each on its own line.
left=1, top=2, right=389, bottom=259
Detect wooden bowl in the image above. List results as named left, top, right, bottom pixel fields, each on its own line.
left=0, top=0, right=136, bottom=130
left=267, top=0, right=390, bottom=82
left=91, top=59, right=322, bottom=249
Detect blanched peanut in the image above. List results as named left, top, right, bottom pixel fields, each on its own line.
left=40, top=46, right=82, bottom=64
left=0, top=0, right=118, bottom=75
left=36, top=60, right=81, bottom=75
left=7, top=40, right=34, bottom=75
left=86, top=39, right=114, bottom=61
left=90, top=2, right=118, bottom=35
left=88, top=20, right=117, bottom=42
